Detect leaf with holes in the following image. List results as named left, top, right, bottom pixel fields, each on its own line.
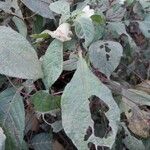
left=0, top=88, right=25, bottom=149
left=89, top=41, right=123, bottom=78
left=42, top=39, right=63, bottom=89
left=0, top=0, right=22, bottom=18
left=0, top=26, right=43, bottom=80
left=61, top=55, right=120, bottom=149
left=107, top=22, right=136, bottom=47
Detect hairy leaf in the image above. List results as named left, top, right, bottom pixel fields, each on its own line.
left=49, top=0, right=70, bottom=22
left=30, top=133, right=52, bottom=150
left=0, top=88, right=25, bottom=149
left=0, top=26, right=43, bottom=80
left=42, top=39, right=63, bottom=89
left=12, top=17, right=27, bottom=37
left=21, top=0, right=54, bottom=19
left=106, top=4, right=126, bottom=21
left=138, top=21, right=150, bottom=38
left=61, top=55, right=120, bottom=149
left=0, top=0, right=22, bottom=18
left=107, top=22, right=136, bottom=47
left=63, top=53, right=78, bottom=71
left=89, top=40, right=123, bottom=77
left=75, top=17, right=95, bottom=47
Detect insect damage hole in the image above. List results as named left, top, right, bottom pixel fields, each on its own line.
left=104, top=46, right=111, bottom=61
left=84, top=126, right=92, bottom=141
left=105, top=46, right=111, bottom=53
left=88, top=95, right=111, bottom=138
left=106, top=54, right=110, bottom=61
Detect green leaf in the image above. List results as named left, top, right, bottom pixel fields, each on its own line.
left=122, top=123, right=145, bottom=150
left=31, top=33, right=49, bottom=39
left=0, top=26, right=43, bottom=80
left=63, top=38, right=77, bottom=51
left=12, top=16, right=27, bottom=38
left=21, top=0, right=54, bottom=19
left=49, top=0, right=70, bottom=15
left=139, top=0, right=150, bottom=12
left=107, top=22, right=136, bottom=47
left=0, top=88, right=25, bottom=149
left=89, top=40, right=123, bottom=77
left=63, top=53, right=78, bottom=71
left=33, top=15, right=44, bottom=34
left=61, top=55, right=120, bottom=149
left=92, top=24, right=105, bottom=42
left=106, top=4, right=126, bottom=21
left=42, top=39, right=63, bottom=89
left=31, top=90, right=61, bottom=112
left=138, top=21, right=150, bottom=38
left=30, top=133, right=52, bottom=150
left=0, top=0, right=23, bottom=18
left=91, top=14, right=105, bottom=24
left=75, top=17, right=95, bottom=47
left=51, top=120, right=62, bottom=133
left=49, top=0, right=70, bottom=22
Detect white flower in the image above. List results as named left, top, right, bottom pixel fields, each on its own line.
left=47, top=23, right=72, bottom=42
left=81, top=5, right=94, bottom=18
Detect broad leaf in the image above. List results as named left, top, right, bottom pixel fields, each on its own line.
left=138, top=21, right=150, bottom=38
left=0, top=0, right=22, bottom=18
left=139, top=0, right=150, bottom=12
left=75, top=17, right=95, bottom=47
left=63, top=53, right=78, bottom=71
left=0, top=26, right=43, bottom=80
left=12, top=17, right=27, bottom=37
left=30, top=133, right=52, bottom=150
left=106, top=4, right=126, bottom=21
left=89, top=40, right=123, bottom=77
left=107, top=22, right=136, bottom=47
left=21, top=0, right=54, bottom=19
left=0, top=88, right=25, bottom=149
left=49, top=0, right=70, bottom=22
left=31, top=90, right=60, bottom=112
left=61, top=55, right=120, bottom=149
left=84, top=0, right=109, bottom=13
left=42, top=39, right=63, bottom=89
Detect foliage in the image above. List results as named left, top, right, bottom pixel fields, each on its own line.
left=0, top=0, right=150, bottom=149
